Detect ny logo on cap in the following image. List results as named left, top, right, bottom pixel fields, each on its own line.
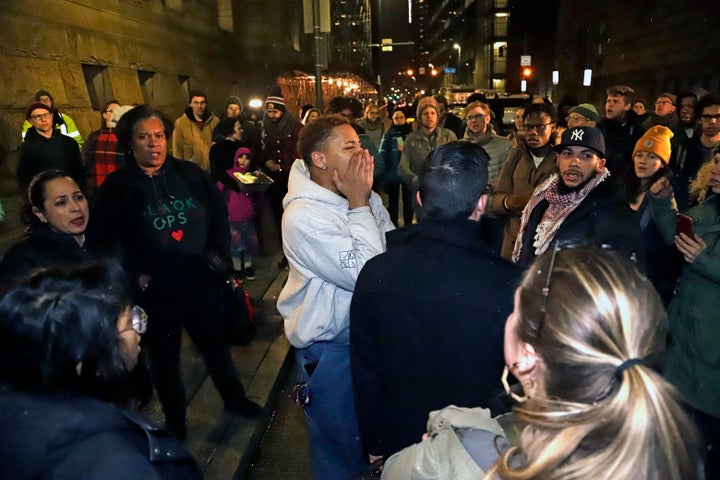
left=570, top=129, right=585, bottom=141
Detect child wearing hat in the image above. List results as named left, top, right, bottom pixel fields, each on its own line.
left=217, top=147, right=259, bottom=280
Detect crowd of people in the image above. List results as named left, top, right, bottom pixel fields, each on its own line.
left=0, top=82, right=718, bottom=479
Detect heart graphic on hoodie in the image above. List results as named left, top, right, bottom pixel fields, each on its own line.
left=171, top=230, right=183, bottom=241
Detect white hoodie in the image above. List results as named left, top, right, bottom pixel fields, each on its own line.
left=278, top=159, right=395, bottom=348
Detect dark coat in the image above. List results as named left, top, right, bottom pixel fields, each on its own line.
left=516, top=177, right=645, bottom=268
left=598, top=112, right=645, bottom=175
left=0, top=388, right=202, bottom=479
left=96, top=156, right=231, bottom=293
left=350, top=218, right=521, bottom=458
left=17, top=127, right=86, bottom=192
left=0, top=221, right=121, bottom=283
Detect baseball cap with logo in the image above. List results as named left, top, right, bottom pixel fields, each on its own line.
left=554, top=126, right=606, bottom=158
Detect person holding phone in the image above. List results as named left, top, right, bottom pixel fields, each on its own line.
left=621, top=125, right=683, bottom=303
left=649, top=152, right=720, bottom=478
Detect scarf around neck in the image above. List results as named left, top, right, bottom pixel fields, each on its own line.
left=512, top=167, right=610, bottom=262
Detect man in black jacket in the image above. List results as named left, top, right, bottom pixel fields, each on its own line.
left=351, top=142, right=521, bottom=461
left=17, top=102, right=85, bottom=193
left=513, top=126, right=644, bottom=268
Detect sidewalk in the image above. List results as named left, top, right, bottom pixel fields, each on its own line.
left=141, top=251, right=293, bottom=479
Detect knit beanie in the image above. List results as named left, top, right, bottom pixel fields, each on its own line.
left=34, top=90, right=54, bottom=104
left=633, top=125, right=674, bottom=164
left=657, top=93, right=677, bottom=105
left=25, top=102, right=52, bottom=119
left=265, top=95, right=286, bottom=112
left=225, top=95, right=243, bottom=112
left=416, top=97, right=439, bottom=118
left=569, top=103, right=600, bottom=123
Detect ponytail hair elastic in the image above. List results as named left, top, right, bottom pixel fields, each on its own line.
left=615, top=357, right=643, bottom=381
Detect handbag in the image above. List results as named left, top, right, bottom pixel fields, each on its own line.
left=220, top=273, right=256, bottom=346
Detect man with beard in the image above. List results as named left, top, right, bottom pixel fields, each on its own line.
left=398, top=96, right=457, bottom=220
left=513, top=126, right=643, bottom=268
left=260, top=92, right=303, bottom=266
left=490, top=102, right=558, bottom=258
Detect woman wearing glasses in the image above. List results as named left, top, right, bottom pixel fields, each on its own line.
left=0, top=265, right=202, bottom=479
left=381, top=246, right=699, bottom=480
left=489, top=102, right=558, bottom=259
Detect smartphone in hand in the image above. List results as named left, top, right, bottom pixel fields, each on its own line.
left=676, top=213, right=694, bottom=237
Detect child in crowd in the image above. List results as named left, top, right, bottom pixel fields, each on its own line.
left=217, top=147, right=259, bottom=280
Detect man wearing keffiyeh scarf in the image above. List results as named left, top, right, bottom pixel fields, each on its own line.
left=513, top=126, right=645, bottom=267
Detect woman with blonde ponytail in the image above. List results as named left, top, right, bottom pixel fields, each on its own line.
left=382, top=246, right=700, bottom=480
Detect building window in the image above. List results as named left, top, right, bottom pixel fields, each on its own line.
left=82, top=64, right=113, bottom=111
left=138, top=71, right=156, bottom=105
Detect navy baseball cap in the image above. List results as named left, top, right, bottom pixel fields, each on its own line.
left=554, top=126, right=606, bottom=158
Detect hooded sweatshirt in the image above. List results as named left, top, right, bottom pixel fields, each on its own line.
left=277, top=159, right=394, bottom=348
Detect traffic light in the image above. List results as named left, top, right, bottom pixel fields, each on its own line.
left=521, top=67, right=533, bottom=79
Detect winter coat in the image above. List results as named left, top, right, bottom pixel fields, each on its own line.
left=17, top=127, right=86, bottom=192
left=654, top=193, right=720, bottom=418
left=0, top=221, right=121, bottom=283
left=260, top=114, right=303, bottom=187
left=461, top=124, right=511, bottom=183
left=172, top=108, right=219, bottom=171
left=515, top=177, right=645, bottom=268
left=398, top=127, right=457, bottom=190
left=489, top=145, right=557, bottom=258
left=598, top=111, right=645, bottom=175
left=0, top=388, right=202, bottom=479
left=377, top=125, right=412, bottom=183
left=351, top=218, right=520, bottom=458
left=381, top=406, right=511, bottom=480
left=218, top=165, right=254, bottom=223
left=277, top=159, right=394, bottom=348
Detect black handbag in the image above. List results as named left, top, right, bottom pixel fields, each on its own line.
left=220, top=274, right=256, bottom=346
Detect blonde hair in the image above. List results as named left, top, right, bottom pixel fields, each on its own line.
left=689, top=154, right=718, bottom=205
left=486, top=247, right=699, bottom=480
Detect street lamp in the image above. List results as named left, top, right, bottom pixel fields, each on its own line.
left=453, top=43, right=461, bottom=65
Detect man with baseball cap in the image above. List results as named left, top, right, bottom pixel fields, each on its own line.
left=512, top=126, right=644, bottom=267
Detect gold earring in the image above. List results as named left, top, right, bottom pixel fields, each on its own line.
left=501, top=365, right=528, bottom=403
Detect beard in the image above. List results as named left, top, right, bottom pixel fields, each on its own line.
left=557, top=173, right=596, bottom=194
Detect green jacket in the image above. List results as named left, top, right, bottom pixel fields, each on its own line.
left=398, top=127, right=457, bottom=190
left=381, top=406, right=510, bottom=480
left=654, top=192, right=720, bottom=418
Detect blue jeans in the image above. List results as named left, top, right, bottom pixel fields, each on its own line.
left=296, top=343, right=367, bottom=480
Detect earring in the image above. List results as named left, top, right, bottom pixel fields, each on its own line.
left=501, top=364, right=530, bottom=403
left=321, top=165, right=327, bottom=170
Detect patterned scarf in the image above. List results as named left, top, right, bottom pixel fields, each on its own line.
left=512, top=167, right=610, bottom=262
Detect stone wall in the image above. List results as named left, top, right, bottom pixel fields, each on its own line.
left=0, top=0, right=289, bottom=251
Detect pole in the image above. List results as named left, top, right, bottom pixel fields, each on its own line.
left=313, top=0, right=323, bottom=111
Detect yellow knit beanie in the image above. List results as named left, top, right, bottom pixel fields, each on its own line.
left=633, top=125, right=674, bottom=164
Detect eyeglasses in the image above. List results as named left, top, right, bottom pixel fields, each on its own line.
left=655, top=100, right=673, bottom=106
left=566, top=114, right=589, bottom=123
left=120, top=305, right=148, bottom=335
left=700, top=114, right=720, bottom=122
left=30, top=112, right=52, bottom=121
left=524, top=122, right=553, bottom=132
left=466, top=113, right=486, bottom=122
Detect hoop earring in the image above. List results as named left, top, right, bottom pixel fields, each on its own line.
left=501, top=365, right=529, bottom=403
